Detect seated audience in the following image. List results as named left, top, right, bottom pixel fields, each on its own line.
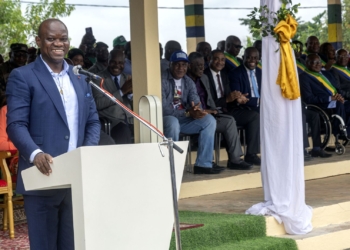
left=223, top=35, right=243, bottom=74
left=161, top=51, right=220, bottom=174
left=68, top=48, right=85, bottom=68
left=187, top=52, right=252, bottom=170
left=217, top=40, right=225, bottom=51
left=331, top=49, right=350, bottom=101
left=319, top=42, right=336, bottom=70
left=196, top=41, right=212, bottom=69
left=161, top=40, right=181, bottom=72
left=204, top=49, right=261, bottom=165
left=229, top=47, right=261, bottom=113
left=92, top=49, right=133, bottom=144
left=88, top=42, right=109, bottom=74
left=299, top=53, right=350, bottom=137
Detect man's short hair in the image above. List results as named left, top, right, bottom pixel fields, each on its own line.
left=210, top=49, right=224, bottom=58
left=188, top=52, right=203, bottom=63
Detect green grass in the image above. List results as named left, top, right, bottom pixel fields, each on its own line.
left=169, top=211, right=298, bottom=250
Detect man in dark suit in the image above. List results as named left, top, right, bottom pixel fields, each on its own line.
left=331, top=49, right=350, bottom=101
left=93, top=49, right=133, bottom=144
left=187, top=52, right=252, bottom=170
left=205, top=49, right=261, bottom=165
left=299, top=53, right=350, bottom=137
left=229, top=47, right=261, bottom=113
left=6, top=19, right=101, bottom=250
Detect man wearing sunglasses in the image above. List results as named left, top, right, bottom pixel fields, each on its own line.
left=223, top=36, right=243, bottom=74
left=299, top=53, right=350, bottom=138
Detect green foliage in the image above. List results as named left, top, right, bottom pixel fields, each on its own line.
left=245, top=0, right=300, bottom=44
left=0, top=0, right=74, bottom=58
left=294, top=11, right=328, bottom=44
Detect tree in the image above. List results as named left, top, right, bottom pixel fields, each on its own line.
left=342, top=0, right=350, bottom=50
left=0, top=0, right=74, bottom=57
left=239, top=11, right=328, bottom=47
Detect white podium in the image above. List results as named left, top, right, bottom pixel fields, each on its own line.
left=22, top=142, right=188, bottom=250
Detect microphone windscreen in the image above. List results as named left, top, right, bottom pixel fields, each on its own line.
left=72, top=65, right=80, bottom=75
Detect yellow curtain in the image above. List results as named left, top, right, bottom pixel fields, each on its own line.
left=273, top=15, right=300, bottom=100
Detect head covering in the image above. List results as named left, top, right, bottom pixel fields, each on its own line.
left=68, top=48, right=85, bottom=60
left=113, top=36, right=127, bottom=47
left=95, top=42, right=109, bottom=49
left=10, top=43, right=28, bottom=53
left=170, top=50, right=189, bottom=63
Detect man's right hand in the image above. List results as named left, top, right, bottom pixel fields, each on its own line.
left=33, top=152, right=53, bottom=176
left=237, top=93, right=249, bottom=104
left=121, top=78, right=133, bottom=95
left=226, top=90, right=242, bottom=103
left=188, top=102, right=207, bottom=119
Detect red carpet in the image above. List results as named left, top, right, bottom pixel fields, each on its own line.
left=0, top=223, right=29, bottom=250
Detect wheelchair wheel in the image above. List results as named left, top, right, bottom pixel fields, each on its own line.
left=335, top=143, right=346, bottom=155
left=305, top=104, right=332, bottom=149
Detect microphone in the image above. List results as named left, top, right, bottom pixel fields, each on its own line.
left=72, top=65, right=102, bottom=81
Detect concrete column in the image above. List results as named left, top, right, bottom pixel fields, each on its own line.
left=184, top=0, right=205, bottom=53
left=328, top=0, right=342, bottom=49
left=129, top=0, right=162, bottom=142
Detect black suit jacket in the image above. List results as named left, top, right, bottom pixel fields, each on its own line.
left=204, top=67, right=233, bottom=110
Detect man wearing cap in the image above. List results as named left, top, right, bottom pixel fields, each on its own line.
left=162, top=51, right=220, bottom=174
left=0, top=43, right=28, bottom=93
left=88, top=42, right=109, bottom=74
left=113, top=35, right=127, bottom=52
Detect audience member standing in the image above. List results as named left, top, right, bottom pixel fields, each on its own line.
left=223, top=36, right=243, bottom=74
left=0, top=43, right=28, bottom=93
left=88, top=42, right=109, bottom=74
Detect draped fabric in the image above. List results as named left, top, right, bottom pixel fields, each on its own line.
left=245, top=0, right=313, bottom=235
left=274, top=15, right=300, bottom=100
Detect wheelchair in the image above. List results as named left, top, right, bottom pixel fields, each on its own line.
left=305, top=104, right=349, bottom=155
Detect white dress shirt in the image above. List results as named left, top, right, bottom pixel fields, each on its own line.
left=210, top=68, right=224, bottom=99
left=30, top=56, right=79, bottom=162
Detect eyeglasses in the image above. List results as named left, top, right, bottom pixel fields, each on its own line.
left=338, top=55, right=349, bottom=59
left=308, top=60, right=322, bottom=66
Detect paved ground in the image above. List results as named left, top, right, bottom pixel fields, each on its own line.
left=178, top=174, right=350, bottom=214
left=182, top=145, right=350, bottom=183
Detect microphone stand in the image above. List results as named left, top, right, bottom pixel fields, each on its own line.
left=85, top=77, right=184, bottom=250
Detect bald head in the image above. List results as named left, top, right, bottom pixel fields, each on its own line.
left=165, top=40, right=181, bottom=60
left=108, top=49, right=125, bottom=76
left=225, top=35, right=242, bottom=57
left=305, top=36, right=320, bottom=54
left=38, top=18, right=67, bottom=38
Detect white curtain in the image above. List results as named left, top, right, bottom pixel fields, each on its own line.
left=245, top=0, right=313, bottom=235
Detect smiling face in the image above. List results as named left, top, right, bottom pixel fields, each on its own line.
left=210, top=51, right=225, bottom=72
left=306, top=36, right=320, bottom=54
left=36, top=20, right=69, bottom=72
left=243, top=48, right=259, bottom=70
left=336, top=49, right=349, bottom=67
left=306, top=54, right=322, bottom=73
left=108, top=50, right=125, bottom=76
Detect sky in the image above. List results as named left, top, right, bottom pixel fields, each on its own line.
left=22, top=0, right=328, bottom=52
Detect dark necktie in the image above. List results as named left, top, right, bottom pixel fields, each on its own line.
left=216, top=74, right=224, bottom=97
left=114, top=76, right=120, bottom=90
